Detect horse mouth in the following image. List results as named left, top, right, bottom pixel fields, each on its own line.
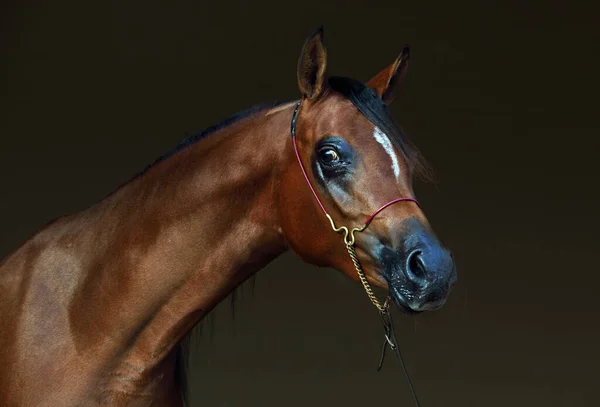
left=388, top=286, right=422, bottom=315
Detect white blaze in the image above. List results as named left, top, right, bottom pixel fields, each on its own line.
left=373, top=126, right=401, bottom=181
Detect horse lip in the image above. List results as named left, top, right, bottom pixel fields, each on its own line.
left=388, top=285, right=422, bottom=315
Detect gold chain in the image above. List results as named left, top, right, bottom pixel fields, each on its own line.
left=325, top=214, right=388, bottom=313
left=346, top=243, right=386, bottom=312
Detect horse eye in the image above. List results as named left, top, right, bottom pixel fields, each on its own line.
left=319, top=148, right=340, bottom=164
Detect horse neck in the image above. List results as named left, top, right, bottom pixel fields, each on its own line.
left=65, top=103, right=295, bottom=396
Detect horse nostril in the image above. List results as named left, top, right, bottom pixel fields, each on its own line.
left=406, top=250, right=427, bottom=282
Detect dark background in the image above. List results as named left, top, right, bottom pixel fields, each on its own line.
left=1, top=0, right=599, bottom=406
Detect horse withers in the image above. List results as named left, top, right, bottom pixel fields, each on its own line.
left=0, top=27, right=456, bottom=406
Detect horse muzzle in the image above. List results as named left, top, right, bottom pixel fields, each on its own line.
left=377, top=217, right=457, bottom=313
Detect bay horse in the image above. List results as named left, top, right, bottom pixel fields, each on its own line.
left=0, top=27, right=456, bottom=406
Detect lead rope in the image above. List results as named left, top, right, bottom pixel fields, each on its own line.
left=378, top=303, right=421, bottom=407
left=291, top=101, right=421, bottom=407
left=328, top=217, right=421, bottom=407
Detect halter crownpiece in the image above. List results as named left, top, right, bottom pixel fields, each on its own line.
left=290, top=100, right=422, bottom=407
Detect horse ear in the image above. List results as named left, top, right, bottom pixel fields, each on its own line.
left=297, top=26, right=328, bottom=100
left=367, top=45, right=410, bottom=105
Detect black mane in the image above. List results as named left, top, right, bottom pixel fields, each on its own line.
left=145, top=102, right=280, bottom=172
left=143, top=78, right=428, bottom=181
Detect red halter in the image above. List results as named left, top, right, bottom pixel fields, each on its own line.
left=291, top=100, right=423, bottom=407
left=290, top=101, right=420, bottom=230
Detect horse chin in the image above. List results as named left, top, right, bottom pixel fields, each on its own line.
left=388, top=286, right=423, bottom=315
